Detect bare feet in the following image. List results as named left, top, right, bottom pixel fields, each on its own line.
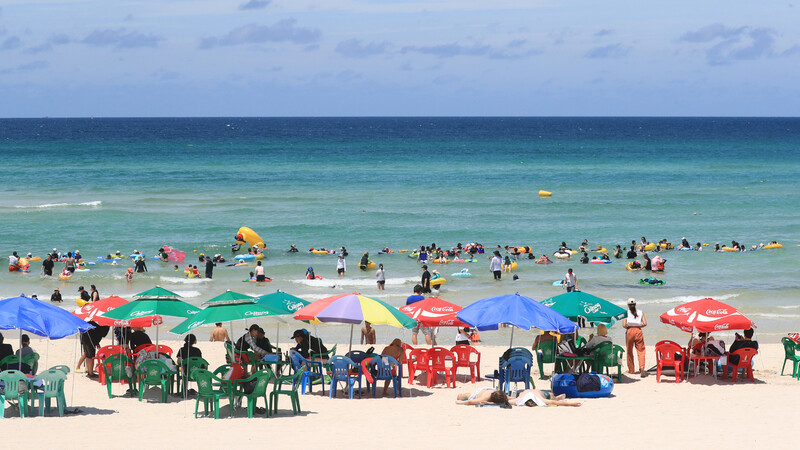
left=640, top=369, right=646, bottom=378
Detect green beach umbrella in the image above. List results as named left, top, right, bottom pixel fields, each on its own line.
left=133, top=286, right=181, bottom=299
left=202, top=290, right=255, bottom=305
left=170, top=299, right=283, bottom=335
left=540, top=291, right=626, bottom=327
left=252, top=290, right=312, bottom=348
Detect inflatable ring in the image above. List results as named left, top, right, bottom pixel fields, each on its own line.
left=508, top=246, right=533, bottom=254
left=553, top=252, right=571, bottom=259
left=764, top=244, right=783, bottom=249
left=503, top=261, right=518, bottom=270
left=59, top=273, right=72, bottom=280
left=591, top=247, right=608, bottom=253
left=76, top=298, right=88, bottom=307
left=590, top=260, right=612, bottom=264
left=432, top=258, right=450, bottom=264
left=430, top=277, right=446, bottom=287
left=626, top=262, right=643, bottom=271
left=451, top=269, right=472, bottom=278
left=398, top=250, right=408, bottom=253
left=359, top=261, right=376, bottom=270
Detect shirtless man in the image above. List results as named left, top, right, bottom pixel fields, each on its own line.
left=361, top=321, right=376, bottom=345
left=210, top=323, right=230, bottom=342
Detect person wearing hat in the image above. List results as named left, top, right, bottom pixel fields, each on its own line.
left=490, top=250, right=503, bottom=280
left=31, top=293, right=38, bottom=300
left=78, top=286, right=91, bottom=304
left=50, top=288, right=62, bottom=303
left=420, top=264, right=431, bottom=293
left=292, top=329, right=328, bottom=360
left=236, top=324, right=272, bottom=362
left=622, top=298, right=647, bottom=377
left=336, top=254, right=346, bottom=278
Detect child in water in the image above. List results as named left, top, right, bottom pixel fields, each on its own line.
left=305, top=267, right=316, bottom=279
left=503, top=256, right=513, bottom=272
left=126, top=268, right=133, bottom=282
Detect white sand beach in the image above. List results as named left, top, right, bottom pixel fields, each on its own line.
left=5, top=338, right=799, bottom=448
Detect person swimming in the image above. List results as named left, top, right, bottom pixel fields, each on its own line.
left=305, top=266, right=316, bottom=279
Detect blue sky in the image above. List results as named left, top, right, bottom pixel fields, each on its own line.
left=1, top=0, right=799, bottom=117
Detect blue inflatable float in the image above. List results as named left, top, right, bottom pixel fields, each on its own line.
left=235, top=254, right=256, bottom=261
left=551, top=373, right=614, bottom=398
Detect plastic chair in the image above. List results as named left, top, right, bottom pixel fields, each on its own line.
left=592, top=342, right=624, bottom=381
left=0, top=355, right=22, bottom=371
left=535, top=340, right=557, bottom=379
left=31, top=369, right=67, bottom=416
left=327, top=356, right=362, bottom=399
left=136, top=359, right=175, bottom=403
left=0, top=370, right=30, bottom=417
left=780, top=337, right=800, bottom=377
left=426, top=347, right=456, bottom=388
left=192, top=369, right=230, bottom=419
left=101, top=354, right=135, bottom=398
left=289, top=350, right=325, bottom=395
left=450, top=345, right=481, bottom=383
left=48, top=365, right=71, bottom=375
left=407, top=348, right=428, bottom=385
left=723, top=348, right=758, bottom=382
left=234, top=368, right=275, bottom=417
left=500, top=356, right=533, bottom=394
left=311, top=343, right=337, bottom=361
left=155, top=345, right=173, bottom=357
left=177, top=357, right=209, bottom=395
left=345, top=350, right=371, bottom=364
left=270, top=366, right=305, bottom=415
left=575, top=335, right=587, bottom=349
left=362, top=355, right=403, bottom=398
left=655, top=342, right=685, bottom=383
left=402, top=343, right=414, bottom=362
left=21, top=353, right=39, bottom=374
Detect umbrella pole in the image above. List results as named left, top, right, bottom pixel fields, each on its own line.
left=18, top=329, right=22, bottom=371
left=509, top=326, right=515, bottom=348
left=348, top=324, right=354, bottom=355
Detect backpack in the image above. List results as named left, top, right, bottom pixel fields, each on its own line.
left=576, top=373, right=601, bottom=392
left=557, top=337, right=577, bottom=355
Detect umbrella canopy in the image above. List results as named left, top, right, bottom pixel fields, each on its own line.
left=0, top=295, right=94, bottom=339
left=74, top=295, right=163, bottom=328
left=457, top=292, right=577, bottom=333
left=541, top=291, right=627, bottom=326
left=170, top=300, right=283, bottom=335
left=660, top=298, right=754, bottom=333
left=252, top=290, right=311, bottom=315
left=400, top=297, right=468, bottom=328
left=294, top=292, right=416, bottom=329
left=103, top=297, right=201, bottom=321
left=133, top=285, right=181, bottom=299
left=203, top=290, right=254, bottom=305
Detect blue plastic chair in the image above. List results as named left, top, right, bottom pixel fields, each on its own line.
left=289, top=350, right=325, bottom=395
left=500, top=356, right=533, bottom=395
left=328, top=356, right=362, bottom=399
left=345, top=350, right=371, bottom=364
left=365, top=355, right=402, bottom=398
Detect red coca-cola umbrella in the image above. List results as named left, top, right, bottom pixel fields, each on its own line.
left=660, top=298, right=754, bottom=333
left=74, top=295, right=163, bottom=327
left=400, top=297, right=468, bottom=328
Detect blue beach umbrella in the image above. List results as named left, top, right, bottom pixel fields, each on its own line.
left=457, top=292, right=577, bottom=347
left=0, top=294, right=94, bottom=339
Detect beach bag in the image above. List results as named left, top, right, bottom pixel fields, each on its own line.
left=558, top=338, right=576, bottom=355
left=576, top=373, right=601, bottom=392
left=706, top=340, right=725, bottom=356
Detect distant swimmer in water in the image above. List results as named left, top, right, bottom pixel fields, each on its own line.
left=289, top=245, right=298, bottom=253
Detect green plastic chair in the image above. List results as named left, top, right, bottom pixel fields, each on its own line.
left=48, top=365, right=70, bottom=375
left=0, top=370, right=30, bottom=417
left=781, top=337, right=800, bottom=378
left=575, top=336, right=587, bottom=349
left=535, top=340, right=557, bottom=380
left=270, top=366, right=305, bottom=415
left=311, top=343, right=337, bottom=360
left=31, top=369, right=66, bottom=416
left=177, top=357, right=209, bottom=395
left=592, top=342, right=624, bottom=381
left=22, top=353, right=39, bottom=374
left=235, top=368, right=275, bottom=418
left=0, top=355, right=22, bottom=371
left=192, top=368, right=231, bottom=419
left=136, top=359, right=175, bottom=403
left=101, top=354, right=135, bottom=399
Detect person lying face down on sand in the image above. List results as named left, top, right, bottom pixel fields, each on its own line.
left=455, top=388, right=581, bottom=407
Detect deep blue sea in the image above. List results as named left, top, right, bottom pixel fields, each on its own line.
left=1, top=117, right=798, bottom=345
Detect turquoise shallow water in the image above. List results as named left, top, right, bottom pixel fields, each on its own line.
left=1, top=117, right=798, bottom=346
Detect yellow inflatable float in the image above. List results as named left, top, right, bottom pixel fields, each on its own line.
left=538, top=190, right=552, bottom=197
left=76, top=298, right=88, bottom=307
left=432, top=258, right=450, bottom=264
left=430, top=277, right=446, bottom=287
left=504, top=261, right=518, bottom=270
left=235, top=227, right=266, bottom=249
left=639, top=243, right=655, bottom=251
left=591, top=247, right=608, bottom=253
left=764, top=243, right=783, bottom=249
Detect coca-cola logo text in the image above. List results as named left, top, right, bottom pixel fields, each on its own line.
left=706, top=309, right=729, bottom=315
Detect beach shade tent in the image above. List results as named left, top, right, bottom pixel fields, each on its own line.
left=252, top=290, right=312, bottom=345
left=294, top=292, right=417, bottom=353
left=399, top=297, right=469, bottom=328
left=74, top=296, right=163, bottom=328
left=169, top=291, right=285, bottom=335
left=660, top=298, right=755, bottom=333
left=540, top=291, right=627, bottom=328
left=103, top=286, right=200, bottom=350
left=456, top=292, right=577, bottom=347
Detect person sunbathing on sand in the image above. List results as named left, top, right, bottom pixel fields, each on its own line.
left=508, top=389, right=582, bottom=407
left=456, top=388, right=581, bottom=407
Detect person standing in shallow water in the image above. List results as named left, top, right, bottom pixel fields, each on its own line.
left=337, top=254, right=346, bottom=278
left=376, top=263, right=386, bottom=290
left=490, top=250, right=503, bottom=280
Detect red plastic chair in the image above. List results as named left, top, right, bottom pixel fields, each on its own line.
left=426, top=347, right=456, bottom=388
left=95, top=345, right=125, bottom=384
left=402, top=343, right=414, bottom=363
left=407, top=348, right=428, bottom=385
left=450, top=345, right=481, bottom=383
left=155, top=345, right=173, bottom=357
left=723, top=348, right=758, bottom=382
left=655, top=342, right=685, bottom=383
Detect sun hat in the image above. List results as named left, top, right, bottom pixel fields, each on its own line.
left=627, top=298, right=636, bottom=306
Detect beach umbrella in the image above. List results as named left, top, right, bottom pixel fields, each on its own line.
left=170, top=294, right=283, bottom=335
left=540, top=291, right=627, bottom=327
left=294, top=292, right=416, bottom=353
left=399, top=297, right=469, bottom=328
left=456, top=292, right=577, bottom=347
left=74, top=295, right=163, bottom=328
left=0, top=294, right=94, bottom=339
left=660, top=298, right=754, bottom=333
left=252, top=290, right=312, bottom=345
left=103, top=286, right=200, bottom=350
left=202, top=290, right=254, bottom=305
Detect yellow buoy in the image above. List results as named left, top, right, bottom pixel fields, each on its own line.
left=538, top=190, right=552, bottom=197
